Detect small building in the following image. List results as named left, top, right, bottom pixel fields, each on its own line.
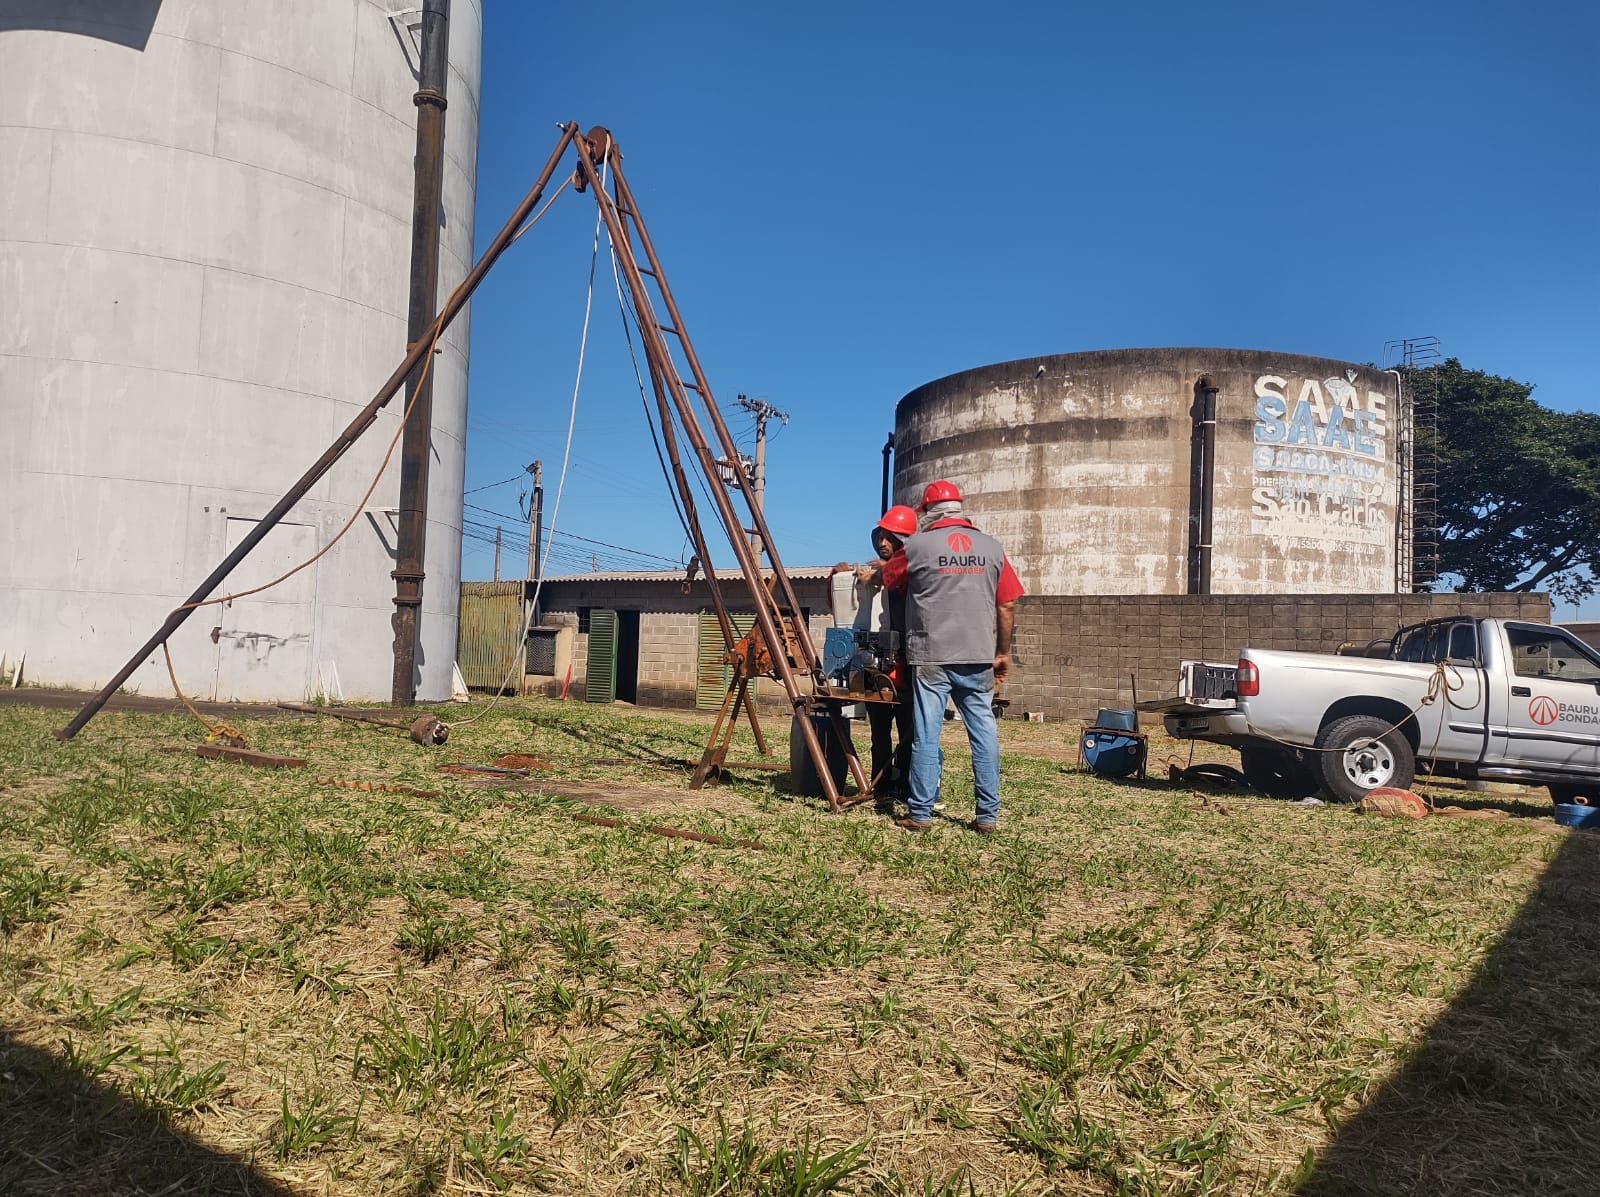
left=459, top=568, right=840, bottom=712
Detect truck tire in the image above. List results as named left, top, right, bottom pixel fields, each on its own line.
left=789, top=713, right=848, bottom=799
left=1240, top=742, right=1319, bottom=799
left=1315, top=715, right=1415, bottom=804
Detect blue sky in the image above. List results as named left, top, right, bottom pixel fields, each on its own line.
left=457, top=1, right=1599, bottom=617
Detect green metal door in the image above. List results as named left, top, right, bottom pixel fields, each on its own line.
left=457, top=581, right=526, bottom=690
left=696, top=612, right=757, bottom=710
left=585, top=609, right=618, bottom=704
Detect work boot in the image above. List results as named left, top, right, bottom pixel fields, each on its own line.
left=968, top=820, right=998, bottom=835
left=893, top=817, right=933, bottom=834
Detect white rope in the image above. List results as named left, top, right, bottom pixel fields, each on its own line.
left=449, top=137, right=611, bottom=726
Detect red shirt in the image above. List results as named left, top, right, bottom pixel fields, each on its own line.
left=883, top=518, right=1024, bottom=603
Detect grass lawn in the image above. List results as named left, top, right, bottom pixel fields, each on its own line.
left=1, top=696, right=1596, bottom=1196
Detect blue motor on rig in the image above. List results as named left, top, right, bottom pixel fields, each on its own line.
left=822, top=626, right=899, bottom=694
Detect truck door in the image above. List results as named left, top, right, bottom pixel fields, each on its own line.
left=1396, top=619, right=1490, bottom=763
left=1489, top=623, right=1600, bottom=771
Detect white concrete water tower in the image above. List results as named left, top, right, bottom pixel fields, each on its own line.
left=0, top=0, right=482, bottom=701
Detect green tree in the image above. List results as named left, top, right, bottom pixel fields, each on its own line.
left=1411, top=358, right=1600, bottom=603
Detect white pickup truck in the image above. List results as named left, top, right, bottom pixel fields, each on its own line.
left=1143, top=617, right=1600, bottom=803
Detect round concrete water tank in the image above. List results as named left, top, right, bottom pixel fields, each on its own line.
left=0, top=0, right=482, bottom=701
left=894, top=349, right=1405, bottom=596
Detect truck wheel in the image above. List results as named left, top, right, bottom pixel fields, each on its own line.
left=788, top=713, right=848, bottom=799
left=1240, top=743, right=1318, bottom=799
left=1315, top=715, right=1415, bottom=803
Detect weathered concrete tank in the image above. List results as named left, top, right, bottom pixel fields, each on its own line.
left=893, top=348, right=1404, bottom=595
left=0, top=1, right=482, bottom=700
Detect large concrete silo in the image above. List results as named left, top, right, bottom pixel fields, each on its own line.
left=894, top=348, right=1405, bottom=596
left=0, top=0, right=481, bottom=701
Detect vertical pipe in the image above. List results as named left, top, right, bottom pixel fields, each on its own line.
left=1186, top=376, right=1218, bottom=594
left=880, top=432, right=894, bottom=515
left=391, top=0, right=451, bottom=705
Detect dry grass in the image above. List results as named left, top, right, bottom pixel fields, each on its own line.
left=1, top=696, right=1597, bottom=1196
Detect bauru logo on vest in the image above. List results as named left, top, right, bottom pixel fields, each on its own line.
left=939, top=531, right=986, bottom=574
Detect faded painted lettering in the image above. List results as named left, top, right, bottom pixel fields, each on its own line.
left=1250, top=369, right=1394, bottom=551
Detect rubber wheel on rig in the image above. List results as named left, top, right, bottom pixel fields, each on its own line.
left=1239, top=742, right=1320, bottom=799
left=788, top=713, right=848, bottom=799
left=1314, top=715, right=1415, bottom=804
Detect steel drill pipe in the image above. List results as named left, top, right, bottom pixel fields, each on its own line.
left=58, top=124, right=581, bottom=740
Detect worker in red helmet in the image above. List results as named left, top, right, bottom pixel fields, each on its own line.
left=852, top=505, right=918, bottom=811
left=883, top=480, right=1024, bottom=834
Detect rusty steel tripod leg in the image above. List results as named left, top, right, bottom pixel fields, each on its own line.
left=691, top=679, right=739, bottom=789
left=58, top=123, right=581, bottom=741
left=718, top=677, right=753, bottom=776
left=744, top=700, right=768, bottom=756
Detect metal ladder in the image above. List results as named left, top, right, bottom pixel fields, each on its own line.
left=567, top=128, right=870, bottom=810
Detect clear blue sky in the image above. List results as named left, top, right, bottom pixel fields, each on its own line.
left=457, top=1, right=1599, bottom=618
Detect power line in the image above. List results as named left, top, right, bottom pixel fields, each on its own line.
left=463, top=471, right=525, bottom=495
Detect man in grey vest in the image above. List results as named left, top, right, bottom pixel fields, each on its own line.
left=881, top=480, right=1024, bottom=833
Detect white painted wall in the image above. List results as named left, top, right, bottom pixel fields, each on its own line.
left=0, top=0, right=482, bottom=701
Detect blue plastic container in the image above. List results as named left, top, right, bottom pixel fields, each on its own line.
left=1554, top=803, right=1600, bottom=831
left=1081, top=730, right=1146, bottom=779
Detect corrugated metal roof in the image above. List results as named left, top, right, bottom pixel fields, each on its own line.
left=537, top=566, right=838, bottom=584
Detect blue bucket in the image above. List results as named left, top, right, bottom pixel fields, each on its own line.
left=1554, top=803, right=1600, bottom=831
left=1081, top=730, right=1146, bottom=779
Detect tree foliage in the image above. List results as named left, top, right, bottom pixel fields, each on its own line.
left=1412, top=358, right=1600, bottom=603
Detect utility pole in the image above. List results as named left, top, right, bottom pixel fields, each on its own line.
left=493, top=527, right=501, bottom=581
left=524, top=461, right=542, bottom=584
left=524, top=460, right=542, bottom=638
left=390, top=0, right=450, bottom=706
left=737, top=394, right=788, bottom=564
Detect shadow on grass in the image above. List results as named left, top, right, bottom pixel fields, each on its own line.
left=526, top=708, right=701, bottom=771
left=0, top=1031, right=294, bottom=1196
left=1299, top=830, right=1600, bottom=1196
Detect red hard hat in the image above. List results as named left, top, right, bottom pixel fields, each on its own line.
left=918, top=480, right=962, bottom=511
left=876, top=505, right=918, bottom=537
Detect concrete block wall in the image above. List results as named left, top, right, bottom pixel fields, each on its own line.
left=1006, top=591, right=1553, bottom=724
left=637, top=612, right=700, bottom=707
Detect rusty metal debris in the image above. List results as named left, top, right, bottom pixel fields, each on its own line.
left=194, top=745, right=307, bottom=769
left=491, top=753, right=551, bottom=770
left=437, top=762, right=531, bottom=777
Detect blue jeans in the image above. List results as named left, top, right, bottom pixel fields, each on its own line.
left=909, top=663, right=1000, bottom=825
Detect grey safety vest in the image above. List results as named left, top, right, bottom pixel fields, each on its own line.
left=902, top=522, right=1005, bottom=666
